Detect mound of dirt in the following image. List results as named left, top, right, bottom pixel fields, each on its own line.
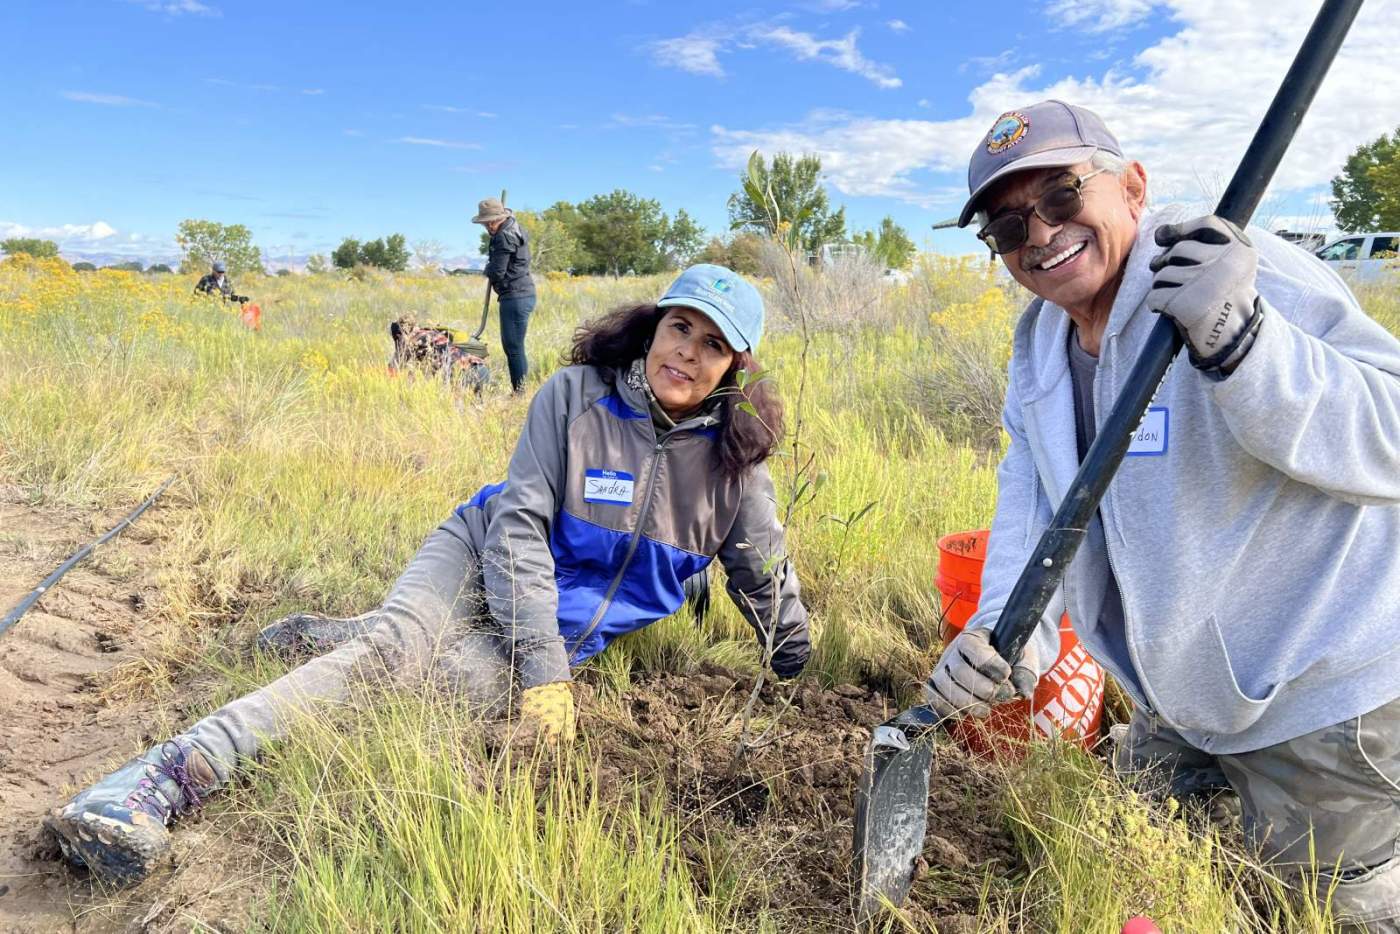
left=577, top=664, right=1023, bottom=930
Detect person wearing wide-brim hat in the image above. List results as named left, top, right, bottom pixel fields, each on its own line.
left=472, top=197, right=536, bottom=393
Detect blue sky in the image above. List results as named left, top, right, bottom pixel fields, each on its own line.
left=4, top=0, right=1398, bottom=263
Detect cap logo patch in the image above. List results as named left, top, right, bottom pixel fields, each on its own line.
left=712, top=277, right=732, bottom=293
left=986, top=112, right=1029, bottom=154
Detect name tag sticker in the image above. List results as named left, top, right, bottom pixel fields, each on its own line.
left=1126, top=407, right=1169, bottom=456
left=583, top=469, right=635, bottom=504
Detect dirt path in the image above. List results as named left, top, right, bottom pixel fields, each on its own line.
left=0, top=493, right=169, bottom=933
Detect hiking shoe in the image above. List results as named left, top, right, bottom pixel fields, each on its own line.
left=46, top=738, right=217, bottom=886
left=255, top=611, right=378, bottom=661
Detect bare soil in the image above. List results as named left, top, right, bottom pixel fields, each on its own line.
left=0, top=493, right=178, bottom=933
left=577, top=667, right=1022, bottom=931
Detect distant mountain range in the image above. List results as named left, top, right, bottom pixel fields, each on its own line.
left=57, top=250, right=487, bottom=274
left=59, top=249, right=182, bottom=269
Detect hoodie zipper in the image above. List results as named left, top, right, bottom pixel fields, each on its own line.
left=565, top=397, right=720, bottom=662
left=567, top=437, right=666, bottom=661
left=1095, top=332, right=1167, bottom=721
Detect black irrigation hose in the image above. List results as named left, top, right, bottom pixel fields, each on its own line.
left=0, top=475, right=177, bottom=640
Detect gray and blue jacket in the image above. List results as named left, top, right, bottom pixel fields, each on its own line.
left=967, top=206, right=1400, bottom=754
left=454, top=364, right=809, bottom=690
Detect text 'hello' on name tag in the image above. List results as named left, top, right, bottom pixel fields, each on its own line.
left=584, top=469, right=635, bottom=504
left=1126, top=406, right=1169, bottom=456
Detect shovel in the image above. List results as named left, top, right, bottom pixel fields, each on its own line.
left=852, top=0, right=1365, bottom=921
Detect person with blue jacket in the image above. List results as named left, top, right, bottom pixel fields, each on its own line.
left=923, top=100, right=1400, bottom=930
left=45, top=264, right=809, bottom=887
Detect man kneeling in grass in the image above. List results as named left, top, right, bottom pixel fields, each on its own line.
left=46, top=264, right=810, bottom=886
left=922, top=101, right=1400, bottom=932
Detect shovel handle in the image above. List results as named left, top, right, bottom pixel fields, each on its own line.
left=989, top=0, right=1363, bottom=667
left=471, top=187, right=507, bottom=341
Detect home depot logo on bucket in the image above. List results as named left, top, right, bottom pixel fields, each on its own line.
left=935, top=529, right=1105, bottom=759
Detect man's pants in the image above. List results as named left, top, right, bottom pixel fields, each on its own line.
left=182, top=513, right=515, bottom=786
left=497, top=293, right=535, bottom=393
left=1115, top=698, right=1400, bottom=931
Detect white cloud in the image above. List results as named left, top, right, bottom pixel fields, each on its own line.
left=61, top=91, right=158, bottom=108
left=650, top=22, right=900, bottom=89
left=609, top=113, right=697, bottom=132
left=301, top=88, right=325, bottom=96
left=424, top=105, right=501, bottom=117
left=712, top=109, right=978, bottom=207
left=1045, top=0, right=1161, bottom=31
left=131, top=0, right=219, bottom=16
left=343, top=128, right=364, bottom=137
left=0, top=220, right=174, bottom=258
left=961, top=48, right=1018, bottom=75
left=396, top=137, right=483, bottom=150
left=651, top=33, right=726, bottom=77
left=887, top=19, right=910, bottom=33
left=711, top=1, right=1400, bottom=211
left=205, top=77, right=279, bottom=92
left=751, top=27, right=901, bottom=89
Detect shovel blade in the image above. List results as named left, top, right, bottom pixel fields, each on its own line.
left=852, top=719, right=937, bottom=923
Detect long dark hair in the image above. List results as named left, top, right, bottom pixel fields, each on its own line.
left=569, top=303, right=784, bottom=479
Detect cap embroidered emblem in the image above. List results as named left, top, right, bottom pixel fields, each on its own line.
left=712, top=278, right=732, bottom=293
left=986, top=112, right=1029, bottom=154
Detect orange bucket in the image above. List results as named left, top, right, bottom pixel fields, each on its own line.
left=239, top=302, right=262, bottom=331
left=935, top=529, right=1104, bottom=758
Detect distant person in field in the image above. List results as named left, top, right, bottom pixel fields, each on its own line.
left=473, top=197, right=536, bottom=393
left=46, top=263, right=810, bottom=886
left=921, top=100, right=1400, bottom=930
left=192, top=260, right=244, bottom=302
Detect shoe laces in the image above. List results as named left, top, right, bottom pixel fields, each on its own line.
left=123, top=741, right=206, bottom=819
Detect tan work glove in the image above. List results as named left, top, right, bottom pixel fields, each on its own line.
left=517, top=681, right=576, bottom=747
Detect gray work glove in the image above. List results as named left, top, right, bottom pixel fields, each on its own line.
left=923, top=628, right=1041, bottom=720
left=1147, top=216, right=1263, bottom=374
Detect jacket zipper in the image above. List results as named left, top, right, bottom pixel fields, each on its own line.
left=567, top=435, right=669, bottom=661
left=1095, top=332, right=1167, bottom=721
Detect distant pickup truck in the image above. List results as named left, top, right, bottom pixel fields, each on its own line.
left=1314, top=231, right=1399, bottom=285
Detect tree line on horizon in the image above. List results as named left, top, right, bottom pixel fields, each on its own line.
left=10, top=131, right=1400, bottom=276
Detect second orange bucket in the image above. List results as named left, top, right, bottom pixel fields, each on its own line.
left=935, top=529, right=1105, bottom=758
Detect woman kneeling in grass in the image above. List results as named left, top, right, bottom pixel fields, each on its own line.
left=47, top=264, right=810, bottom=885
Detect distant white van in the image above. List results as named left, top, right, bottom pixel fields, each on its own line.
left=1314, top=231, right=1400, bottom=285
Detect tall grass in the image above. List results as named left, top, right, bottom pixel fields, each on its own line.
left=254, top=694, right=753, bottom=933
left=5, top=254, right=1397, bottom=931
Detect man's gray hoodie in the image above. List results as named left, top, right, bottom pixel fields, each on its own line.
left=966, top=206, right=1400, bottom=754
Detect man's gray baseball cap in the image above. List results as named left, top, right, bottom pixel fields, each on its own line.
left=957, top=100, right=1123, bottom=228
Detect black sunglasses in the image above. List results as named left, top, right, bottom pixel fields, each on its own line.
left=976, top=168, right=1107, bottom=255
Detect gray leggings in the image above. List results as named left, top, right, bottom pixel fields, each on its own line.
left=184, top=513, right=513, bottom=785
left=1115, top=700, right=1400, bottom=931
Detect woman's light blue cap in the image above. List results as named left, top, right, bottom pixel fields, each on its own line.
left=657, top=263, right=765, bottom=352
